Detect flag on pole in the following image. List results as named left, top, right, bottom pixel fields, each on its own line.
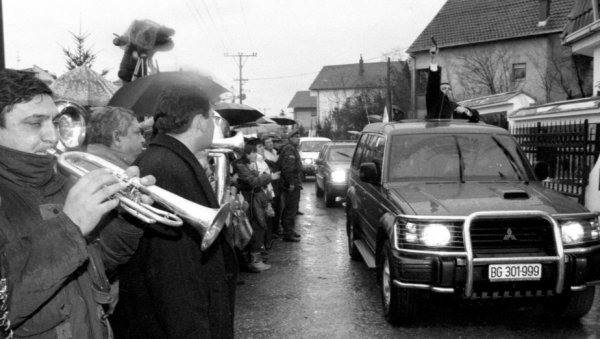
left=382, top=106, right=389, bottom=123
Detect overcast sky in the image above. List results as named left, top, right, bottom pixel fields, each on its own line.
left=3, top=0, right=445, bottom=117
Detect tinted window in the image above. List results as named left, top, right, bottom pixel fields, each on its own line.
left=352, top=134, right=369, bottom=169
left=388, top=133, right=530, bottom=182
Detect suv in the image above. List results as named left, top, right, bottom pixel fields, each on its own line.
left=315, top=141, right=357, bottom=207
left=346, top=120, right=600, bottom=325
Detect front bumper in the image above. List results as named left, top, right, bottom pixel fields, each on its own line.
left=302, top=164, right=317, bottom=175
left=391, top=211, right=600, bottom=298
left=326, top=182, right=348, bottom=197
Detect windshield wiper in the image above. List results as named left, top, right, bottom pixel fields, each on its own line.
left=453, top=136, right=465, bottom=183
left=491, top=136, right=529, bottom=184
left=335, top=152, right=352, bottom=158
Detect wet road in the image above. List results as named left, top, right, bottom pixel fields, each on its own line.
left=234, top=178, right=600, bottom=338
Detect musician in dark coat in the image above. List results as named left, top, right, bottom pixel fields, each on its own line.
left=111, top=85, right=237, bottom=339
left=426, top=48, right=480, bottom=122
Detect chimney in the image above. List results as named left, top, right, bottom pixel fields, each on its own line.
left=538, top=0, right=551, bottom=23
left=359, top=55, right=364, bottom=75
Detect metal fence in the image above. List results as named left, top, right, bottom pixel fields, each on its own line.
left=511, top=120, right=600, bottom=204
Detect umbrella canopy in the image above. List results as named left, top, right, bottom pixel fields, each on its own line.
left=51, top=66, right=118, bottom=106
left=213, top=102, right=264, bottom=126
left=109, top=71, right=229, bottom=117
left=270, top=117, right=297, bottom=126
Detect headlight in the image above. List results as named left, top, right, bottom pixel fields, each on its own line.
left=396, top=219, right=455, bottom=247
left=561, top=221, right=585, bottom=244
left=331, top=170, right=346, bottom=183
left=303, top=158, right=313, bottom=165
left=421, top=224, right=452, bottom=247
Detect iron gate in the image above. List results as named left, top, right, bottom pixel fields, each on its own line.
left=511, top=120, right=600, bottom=204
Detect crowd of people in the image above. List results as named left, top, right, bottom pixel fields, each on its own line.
left=0, top=67, right=306, bottom=338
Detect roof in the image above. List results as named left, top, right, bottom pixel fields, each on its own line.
left=360, top=120, right=508, bottom=135
left=407, top=0, right=574, bottom=53
left=288, top=91, right=317, bottom=109
left=458, top=90, right=524, bottom=107
left=510, top=96, right=600, bottom=118
left=562, top=0, right=596, bottom=40
left=309, top=61, right=402, bottom=91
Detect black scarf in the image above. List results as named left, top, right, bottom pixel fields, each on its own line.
left=0, top=145, right=56, bottom=188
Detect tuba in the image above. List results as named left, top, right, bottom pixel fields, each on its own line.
left=52, top=99, right=230, bottom=251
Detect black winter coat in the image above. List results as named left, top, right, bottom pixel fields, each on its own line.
left=111, top=134, right=237, bottom=339
left=426, top=66, right=480, bottom=122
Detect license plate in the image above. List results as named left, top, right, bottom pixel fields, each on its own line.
left=488, top=263, right=542, bottom=281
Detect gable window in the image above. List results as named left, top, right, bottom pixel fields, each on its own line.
left=513, top=63, right=526, bottom=81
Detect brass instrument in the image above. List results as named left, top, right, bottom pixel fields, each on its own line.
left=52, top=99, right=230, bottom=250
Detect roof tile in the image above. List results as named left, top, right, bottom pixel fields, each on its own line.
left=408, top=0, right=574, bottom=53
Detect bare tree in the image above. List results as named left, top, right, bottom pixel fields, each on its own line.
left=455, top=46, right=517, bottom=97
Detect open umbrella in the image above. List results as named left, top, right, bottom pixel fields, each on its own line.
left=213, top=102, right=264, bottom=126
left=108, top=71, right=228, bottom=117
left=51, top=66, right=118, bottom=106
left=270, top=117, right=297, bottom=126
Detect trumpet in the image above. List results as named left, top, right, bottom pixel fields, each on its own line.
left=53, top=99, right=230, bottom=251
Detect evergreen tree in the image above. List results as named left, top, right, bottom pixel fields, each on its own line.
left=62, top=32, right=96, bottom=70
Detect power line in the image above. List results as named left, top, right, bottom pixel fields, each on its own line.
left=249, top=71, right=319, bottom=81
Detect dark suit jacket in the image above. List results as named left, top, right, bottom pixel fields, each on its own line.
left=112, top=134, right=236, bottom=339
left=426, top=66, right=480, bottom=122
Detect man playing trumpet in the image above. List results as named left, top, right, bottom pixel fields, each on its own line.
left=111, top=84, right=237, bottom=339
left=0, top=69, right=155, bottom=338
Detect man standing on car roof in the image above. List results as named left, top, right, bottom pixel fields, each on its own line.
left=278, top=129, right=303, bottom=242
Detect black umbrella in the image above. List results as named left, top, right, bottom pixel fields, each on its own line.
left=270, top=117, right=296, bottom=126
left=108, top=71, right=228, bottom=117
left=213, top=102, right=264, bottom=126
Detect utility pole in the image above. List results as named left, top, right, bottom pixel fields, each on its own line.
left=386, top=57, right=392, bottom=121
left=225, top=52, right=257, bottom=104
left=0, top=0, right=5, bottom=70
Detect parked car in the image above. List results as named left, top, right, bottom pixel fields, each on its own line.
left=346, top=120, right=600, bottom=325
left=298, top=137, right=331, bottom=178
left=315, top=141, right=357, bottom=207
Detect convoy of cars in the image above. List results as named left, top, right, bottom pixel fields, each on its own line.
left=314, top=141, right=357, bottom=207
left=341, top=120, right=600, bottom=325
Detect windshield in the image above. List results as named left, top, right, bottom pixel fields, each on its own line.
left=388, top=133, right=531, bottom=182
left=300, top=140, right=329, bottom=152
left=327, top=146, right=356, bottom=162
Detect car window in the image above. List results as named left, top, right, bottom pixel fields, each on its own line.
left=352, top=134, right=369, bottom=169
left=388, top=133, right=529, bottom=182
left=300, top=141, right=329, bottom=152
left=327, top=146, right=356, bottom=162
left=318, top=145, right=328, bottom=160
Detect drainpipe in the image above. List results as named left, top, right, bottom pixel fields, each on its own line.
left=409, top=54, right=416, bottom=119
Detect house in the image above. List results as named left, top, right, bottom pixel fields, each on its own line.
left=287, top=90, right=317, bottom=131
left=458, top=90, right=535, bottom=129
left=20, top=65, right=56, bottom=85
left=407, top=0, right=591, bottom=120
left=562, top=0, right=600, bottom=96
left=309, top=57, right=407, bottom=124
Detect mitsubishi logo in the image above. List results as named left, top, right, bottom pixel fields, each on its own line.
left=503, top=228, right=517, bottom=241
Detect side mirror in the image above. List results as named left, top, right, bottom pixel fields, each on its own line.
left=533, top=161, right=549, bottom=181
left=359, top=162, right=380, bottom=184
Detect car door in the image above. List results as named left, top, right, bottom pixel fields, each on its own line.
left=360, top=135, right=387, bottom=251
